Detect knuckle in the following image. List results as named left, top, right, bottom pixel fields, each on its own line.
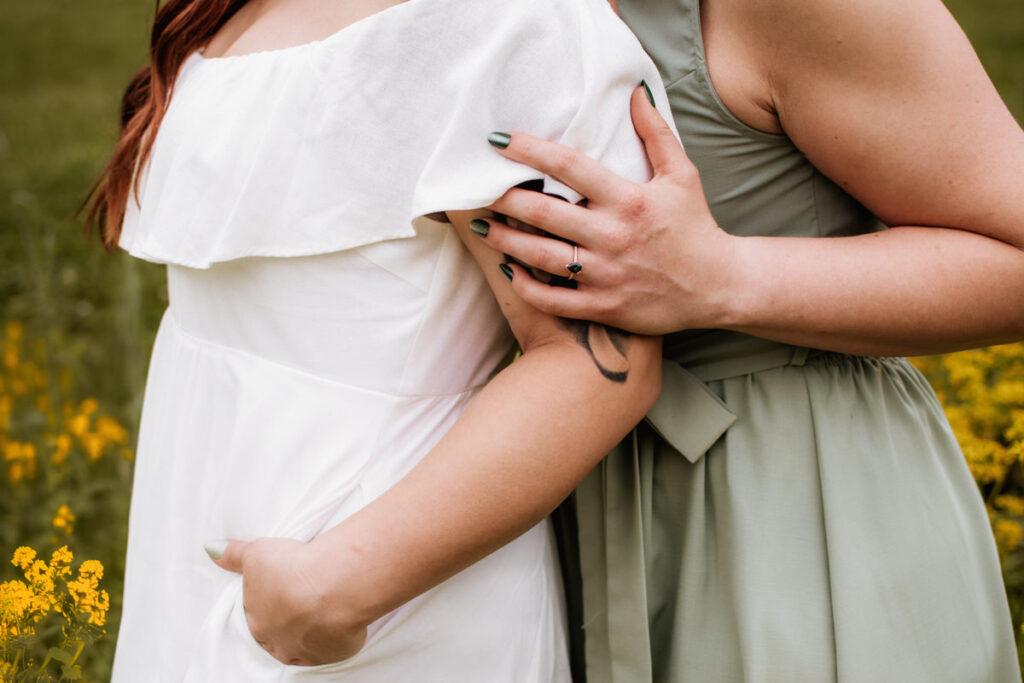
left=673, top=160, right=700, bottom=187
left=617, top=185, right=647, bottom=218
left=543, top=242, right=567, bottom=269
left=656, top=126, right=678, bottom=146
left=531, top=293, right=559, bottom=316
left=594, top=296, right=616, bottom=318
left=604, top=226, right=631, bottom=254
left=520, top=197, right=551, bottom=226
left=550, top=146, right=579, bottom=177
left=605, top=262, right=627, bottom=287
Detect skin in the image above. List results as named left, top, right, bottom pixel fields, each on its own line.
left=479, top=0, right=1024, bottom=357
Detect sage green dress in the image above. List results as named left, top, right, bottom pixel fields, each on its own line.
left=560, top=0, right=1023, bottom=680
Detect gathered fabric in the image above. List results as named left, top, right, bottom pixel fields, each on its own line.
left=119, top=0, right=674, bottom=269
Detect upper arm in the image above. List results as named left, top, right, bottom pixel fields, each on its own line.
left=744, top=0, right=1024, bottom=245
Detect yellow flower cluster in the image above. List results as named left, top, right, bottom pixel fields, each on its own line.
left=1, top=321, right=133, bottom=487
left=2, top=441, right=35, bottom=487
left=52, top=504, right=76, bottom=535
left=66, top=399, right=131, bottom=464
left=1, top=546, right=109, bottom=658
left=1, top=320, right=132, bottom=677
left=913, top=342, right=1024, bottom=557
left=66, top=560, right=109, bottom=627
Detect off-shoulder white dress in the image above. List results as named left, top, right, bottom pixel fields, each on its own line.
left=109, top=0, right=673, bottom=680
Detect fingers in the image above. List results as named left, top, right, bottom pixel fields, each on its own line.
left=629, top=86, right=690, bottom=179
left=488, top=187, right=592, bottom=245
left=206, top=539, right=247, bottom=573
left=488, top=131, right=637, bottom=205
left=503, top=262, right=604, bottom=322
left=478, top=219, right=592, bottom=280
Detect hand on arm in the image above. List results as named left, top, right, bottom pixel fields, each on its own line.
left=479, top=3, right=1024, bottom=356
left=211, top=209, right=662, bottom=666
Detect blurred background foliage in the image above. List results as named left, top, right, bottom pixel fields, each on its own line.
left=0, top=0, right=1021, bottom=678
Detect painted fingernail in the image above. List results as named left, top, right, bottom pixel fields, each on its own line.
left=204, top=540, right=228, bottom=560
left=499, top=263, right=514, bottom=282
left=470, top=219, right=490, bottom=237
left=488, top=132, right=512, bottom=149
left=641, top=80, right=655, bottom=106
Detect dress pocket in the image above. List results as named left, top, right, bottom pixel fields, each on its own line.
left=229, top=577, right=389, bottom=679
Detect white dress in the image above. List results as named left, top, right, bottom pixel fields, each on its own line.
left=110, top=0, right=673, bottom=680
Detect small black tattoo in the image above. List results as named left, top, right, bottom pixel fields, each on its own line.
left=560, top=319, right=631, bottom=383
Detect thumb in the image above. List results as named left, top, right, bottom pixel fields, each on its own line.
left=204, top=539, right=247, bottom=573
left=630, top=84, right=690, bottom=178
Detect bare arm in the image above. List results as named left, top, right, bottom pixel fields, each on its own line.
left=215, top=209, right=661, bottom=665
left=720, top=0, right=1024, bottom=354
left=477, top=3, right=1024, bottom=356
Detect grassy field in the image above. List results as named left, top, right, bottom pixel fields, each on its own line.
left=0, top=0, right=1022, bottom=679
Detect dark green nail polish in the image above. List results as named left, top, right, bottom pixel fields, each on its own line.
left=499, top=263, right=514, bottom=282
left=488, top=132, right=512, bottom=149
left=470, top=219, right=490, bottom=237
left=641, top=80, right=655, bottom=106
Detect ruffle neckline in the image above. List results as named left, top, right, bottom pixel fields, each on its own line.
left=119, top=0, right=673, bottom=269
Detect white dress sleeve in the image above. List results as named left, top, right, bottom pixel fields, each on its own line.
left=119, top=0, right=676, bottom=268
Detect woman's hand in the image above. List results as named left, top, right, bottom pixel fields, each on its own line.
left=481, top=0, right=1024, bottom=357
left=211, top=537, right=368, bottom=667
left=477, top=86, right=743, bottom=336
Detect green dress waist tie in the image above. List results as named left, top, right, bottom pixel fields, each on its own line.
left=574, top=339, right=814, bottom=681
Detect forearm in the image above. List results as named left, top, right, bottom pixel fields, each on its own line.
left=308, top=333, right=659, bottom=628
left=722, top=225, right=1024, bottom=356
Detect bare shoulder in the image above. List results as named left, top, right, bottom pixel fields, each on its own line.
left=701, top=0, right=957, bottom=133
left=712, top=0, right=1024, bottom=242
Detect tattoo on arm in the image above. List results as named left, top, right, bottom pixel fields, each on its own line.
left=560, top=319, right=631, bottom=383
left=494, top=184, right=633, bottom=384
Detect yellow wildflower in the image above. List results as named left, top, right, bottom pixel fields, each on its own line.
left=49, top=546, right=74, bottom=578
left=51, top=433, right=72, bottom=465
left=8, top=460, right=24, bottom=486
left=95, top=415, right=129, bottom=445
left=81, top=433, right=105, bottom=462
left=995, top=495, right=1024, bottom=518
left=0, top=579, right=36, bottom=636
left=11, top=546, right=36, bottom=572
left=67, top=560, right=109, bottom=627
left=79, top=398, right=99, bottom=416
left=4, top=321, right=23, bottom=341
left=52, top=505, right=76, bottom=535
left=67, top=413, right=90, bottom=437
left=994, top=518, right=1024, bottom=555
left=0, top=394, right=10, bottom=422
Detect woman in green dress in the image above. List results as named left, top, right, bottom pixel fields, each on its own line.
left=475, top=0, right=1024, bottom=680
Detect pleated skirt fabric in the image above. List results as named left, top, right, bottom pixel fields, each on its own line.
left=573, top=354, right=1020, bottom=682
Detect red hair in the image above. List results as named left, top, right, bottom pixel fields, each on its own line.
left=84, top=0, right=248, bottom=249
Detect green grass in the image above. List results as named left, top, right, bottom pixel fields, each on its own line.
left=0, top=0, right=163, bottom=424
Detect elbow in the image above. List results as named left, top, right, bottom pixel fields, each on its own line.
left=623, top=335, right=663, bottom=424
